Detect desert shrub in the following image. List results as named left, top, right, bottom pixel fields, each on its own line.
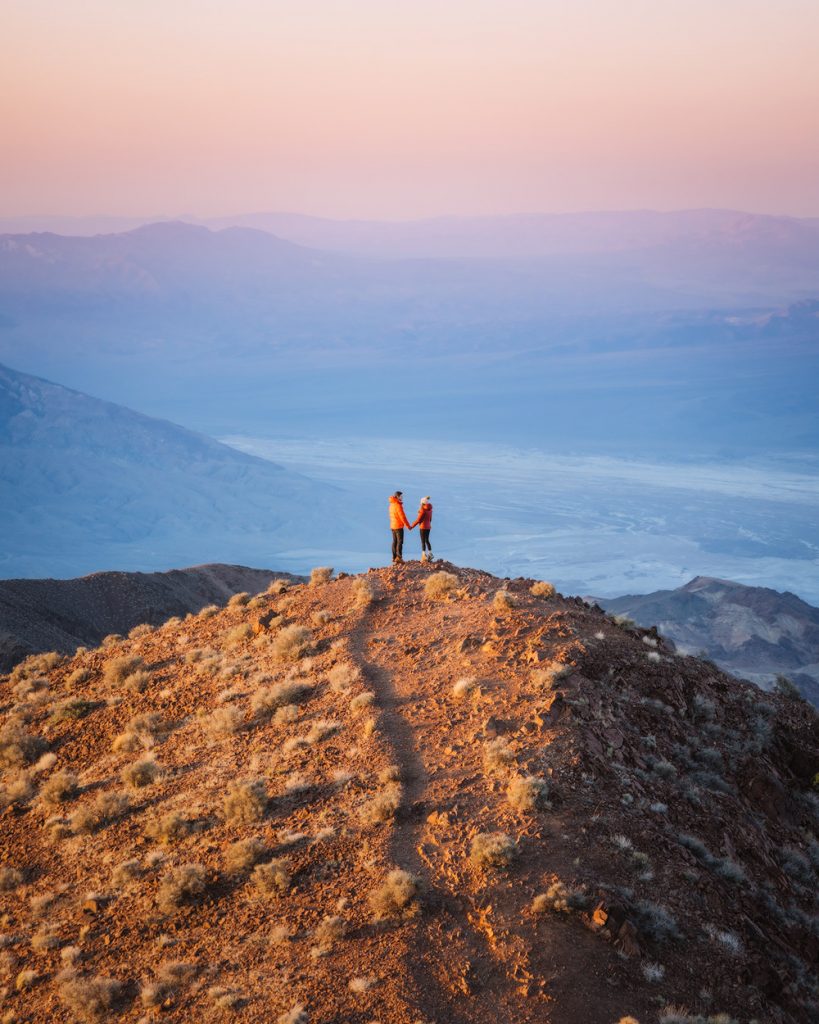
left=350, top=691, right=376, bottom=711
left=306, top=719, right=341, bottom=744
left=310, top=566, right=333, bottom=586
left=226, top=837, right=268, bottom=872
left=111, top=859, right=142, bottom=886
left=0, top=721, right=47, bottom=769
left=49, top=698, right=99, bottom=723
left=226, top=623, right=253, bottom=645
left=15, top=968, right=39, bottom=990
left=0, top=866, right=23, bottom=891
left=507, top=775, right=549, bottom=812
left=223, top=778, right=268, bottom=823
left=146, top=811, right=191, bottom=844
left=103, top=655, right=144, bottom=687
left=124, top=669, right=152, bottom=693
left=484, top=736, right=515, bottom=771
left=251, top=680, right=311, bottom=721
left=360, top=784, right=402, bottom=824
left=531, top=880, right=589, bottom=914
left=612, top=614, right=635, bottom=629
left=0, top=773, right=35, bottom=808
left=129, top=623, right=154, bottom=639
left=493, top=589, right=516, bottom=612
left=378, top=764, right=401, bottom=783
left=641, top=962, right=665, bottom=983
left=532, top=661, right=571, bottom=688
left=252, top=858, right=291, bottom=893
left=352, top=577, right=375, bottom=607
left=31, top=925, right=61, bottom=950
left=140, top=961, right=197, bottom=1007
left=328, top=662, right=360, bottom=692
left=311, top=609, right=332, bottom=626
left=101, top=633, right=123, bottom=648
left=228, top=592, right=250, bottom=607
left=272, top=625, right=311, bottom=662
left=349, top=976, right=377, bottom=993
left=207, top=705, right=244, bottom=737
left=71, top=791, right=130, bottom=834
left=453, top=676, right=477, bottom=698
left=266, top=578, right=289, bottom=595
left=424, top=571, right=457, bottom=600
left=277, top=1006, right=308, bottom=1024
left=158, top=863, right=207, bottom=912
left=58, top=971, right=122, bottom=1021
left=469, top=832, right=517, bottom=869
left=774, top=674, right=804, bottom=701
left=121, top=755, right=161, bottom=788
left=531, top=580, right=555, bottom=598
left=199, top=604, right=219, bottom=618
left=630, top=900, right=681, bottom=942
left=368, top=868, right=420, bottom=919
left=209, top=985, right=245, bottom=1009
left=67, top=667, right=93, bottom=686
left=313, top=915, right=346, bottom=949
left=40, top=770, right=80, bottom=805
left=274, top=704, right=299, bottom=724
left=112, top=712, right=170, bottom=752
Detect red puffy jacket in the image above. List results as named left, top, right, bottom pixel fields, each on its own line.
left=410, top=502, right=433, bottom=529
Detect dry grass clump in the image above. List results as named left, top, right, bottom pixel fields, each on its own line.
left=49, top=698, right=99, bottom=723
left=0, top=866, right=23, bottom=891
left=532, top=660, right=572, bottom=688
left=251, top=680, right=312, bottom=722
left=507, top=774, right=549, bottom=812
left=1, top=773, right=35, bottom=808
left=369, top=868, right=420, bottom=920
left=102, top=655, right=145, bottom=687
left=311, top=609, right=332, bottom=626
left=0, top=721, right=47, bottom=769
left=272, top=625, right=312, bottom=662
left=350, top=691, right=376, bottom=711
left=469, top=832, right=517, bottom=869
left=313, top=915, right=346, bottom=950
left=67, top=667, right=93, bottom=685
left=140, top=961, right=197, bottom=1007
left=225, top=837, right=268, bottom=872
left=223, top=778, right=268, bottom=823
left=310, top=566, right=334, bottom=586
left=484, top=736, right=515, bottom=771
left=112, top=712, right=171, bottom=752
left=121, top=755, right=161, bottom=788
left=128, top=623, right=154, bottom=639
left=349, top=976, right=378, bottom=994
left=266, top=578, right=289, bottom=595
left=493, top=589, right=516, bottom=612
left=453, top=676, right=477, bottom=698
left=228, top=591, right=251, bottom=607
left=111, top=859, right=142, bottom=887
left=101, top=633, right=123, bottom=648
left=274, top=704, right=299, bottom=725
left=145, top=811, right=192, bottom=845
left=206, top=705, right=244, bottom=737
left=71, top=791, right=130, bottom=834
left=306, top=720, right=341, bottom=744
left=199, top=604, right=220, bottom=618
left=58, top=971, right=122, bottom=1021
left=15, top=968, right=39, bottom=990
left=328, top=662, right=360, bottom=692
left=352, top=576, right=375, bottom=607
left=31, top=925, right=61, bottom=950
left=40, top=769, right=80, bottom=805
left=277, top=1006, right=308, bottom=1024
left=209, top=985, right=245, bottom=1009
left=531, top=880, right=590, bottom=914
left=360, top=784, right=402, bottom=824
left=424, top=571, right=457, bottom=600
left=531, top=580, right=555, bottom=598
left=158, top=863, right=207, bottom=912
left=226, top=623, right=253, bottom=645
left=252, top=858, right=291, bottom=894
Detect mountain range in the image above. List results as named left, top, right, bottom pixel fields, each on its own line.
left=598, top=576, right=819, bottom=706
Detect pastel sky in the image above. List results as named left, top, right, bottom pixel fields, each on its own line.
left=2, top=0, right=819, bottom=218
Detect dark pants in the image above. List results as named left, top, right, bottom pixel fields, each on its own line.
left=391, top=529, right=404, bottom=560
left=420, top=528, right=432, bottom=552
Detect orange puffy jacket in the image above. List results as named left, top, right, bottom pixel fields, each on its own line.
left=389, top=495, right=411, bottom=529
left=410, top=502, right=433, bottom=529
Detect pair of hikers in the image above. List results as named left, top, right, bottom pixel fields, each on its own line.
left=389, top=491, right=433, bottom=564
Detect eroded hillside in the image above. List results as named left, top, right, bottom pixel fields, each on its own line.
left=1, top=563, right=818, bottom=1024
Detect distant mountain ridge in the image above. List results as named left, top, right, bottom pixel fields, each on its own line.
left=0, top=362, right=366, bottom=579
left=0, top=563, right=302, bottom=672
left=597, top=576, right=819, bottom=705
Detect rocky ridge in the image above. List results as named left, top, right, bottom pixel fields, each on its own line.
left=0, top=562, right=817, bottom=1024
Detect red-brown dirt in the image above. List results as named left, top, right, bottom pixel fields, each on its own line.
left=1, top=562, right=817, bottom=1024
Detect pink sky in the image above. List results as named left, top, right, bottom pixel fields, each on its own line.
left=2, top=0, right=818, bottom=219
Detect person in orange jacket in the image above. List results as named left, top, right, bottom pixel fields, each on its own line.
left=410, top=496, right=434, bottom=562
left=389, top=490, right=412, bottom=563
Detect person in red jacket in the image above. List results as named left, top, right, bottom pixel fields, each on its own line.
left=410, top=496, right=434, bottom=562
left=388, top=491, right=412, bottom=563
